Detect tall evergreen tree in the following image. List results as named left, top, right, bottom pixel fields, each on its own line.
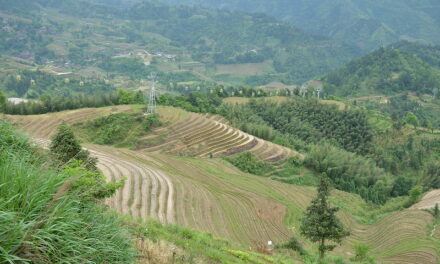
left=433, top=203, right=439, bottom=219
left=300, top=175, right=349, bottom=259
left=50, top=124, right=82, bottom=163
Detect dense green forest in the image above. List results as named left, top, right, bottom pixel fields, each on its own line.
left=393, top=41, right=440, bottom=68
left=154, top=0, right=440, bottom=51
left=323, top=47, right=440, bottom=97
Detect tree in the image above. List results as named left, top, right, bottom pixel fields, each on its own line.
left=404, top=112, right=419, bottom=130
left=0, top=91, right=6, bottom=112
left=50, top=124, right=97, bottom=170
left=426, top=120, right=434, bottom=134
left=50, top=124, right=82, bottom=163
left=0, top=91, right=6, bottom=106
left=433, top=203, right=439, bottom=219
left=404, top=185, right=423, bottom=207
left=300, top=175, right=349, bottom=259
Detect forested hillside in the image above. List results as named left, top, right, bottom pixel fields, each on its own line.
left=323, top=47, right=440, bottom=97
left=154, top=0, right=440, bottom=51
left=393, top=41, right=440, bottom=68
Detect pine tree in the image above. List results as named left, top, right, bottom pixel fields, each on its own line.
left=434, top=203, right=439, bottom=219
left=300, top=175, right=350, bottom=259
left=50, top=124, right=82, bottom=163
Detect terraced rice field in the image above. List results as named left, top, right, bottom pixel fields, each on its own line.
left=141, top=108, right=299, bottom=162
left=5, top=107, right=440, bottom=264
left=340, top=210, right=438, bottom=264
left=2, top=105, right=133, bottom=138
left=31, top=138, right=176, bottom=224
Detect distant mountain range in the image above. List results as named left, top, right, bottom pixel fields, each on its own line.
left=147, top=0, right=440, bottom=51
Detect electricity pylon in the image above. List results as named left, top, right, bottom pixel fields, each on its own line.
left=147, top=72, right=157, bottom=114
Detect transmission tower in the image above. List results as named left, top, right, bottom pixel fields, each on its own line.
left=300, top=84, right=308, bottom=97
left=147, top=72, right=158, bottom=114
left=316, top=88, right=322, bottom=99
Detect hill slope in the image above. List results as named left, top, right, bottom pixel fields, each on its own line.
left=322, top=47, right=440, bottom=97
left=393, top=41, right=440, bottom=69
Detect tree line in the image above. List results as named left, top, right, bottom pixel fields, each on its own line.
left=0, top=90, right=144, bottom=115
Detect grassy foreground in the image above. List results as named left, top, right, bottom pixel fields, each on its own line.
left=0, top=120, right=136, bottom=263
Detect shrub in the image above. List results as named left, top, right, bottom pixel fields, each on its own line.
left=351, top=243, right=372, bottom=262
left=224, top=152, right=272, bottom=176
left=404, top=185, right=423, bottom=208
left=277, top=236, right=307, bottom=255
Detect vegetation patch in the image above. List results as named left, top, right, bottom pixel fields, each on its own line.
left=130, top=219, right=295, bottom=264
left=74, top=112, right=162, bottom=148
left=224, top=152, right=273, bottom=176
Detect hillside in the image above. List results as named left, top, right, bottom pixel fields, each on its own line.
left=4, top=105, right=440, bottom=263
left=322, top=47, right=440, bottom=97
left=0, top=0, right=360, bottom=87
left=393, top=41, right=440, bottom=68
left=153, top=0, right=440, bottom=51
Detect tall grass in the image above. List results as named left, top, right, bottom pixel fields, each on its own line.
left=0, top=120, right=135, bottom=263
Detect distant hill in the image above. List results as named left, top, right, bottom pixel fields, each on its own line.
left=322, top=46, right=440, bottom=97
left=153, top=0, right=440, bottom=51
